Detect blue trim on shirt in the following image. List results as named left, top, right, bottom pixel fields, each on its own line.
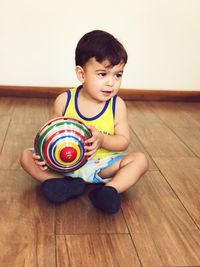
left=112, top=95, right=117, bottom=118
left=75, top=86, right=110, bottom=121
left=63, top=90, right=71, bottom=116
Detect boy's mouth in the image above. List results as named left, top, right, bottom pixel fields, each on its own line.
left=101, top=90, right=112, bottom=96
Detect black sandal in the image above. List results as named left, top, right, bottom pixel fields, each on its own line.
left=89, top=186, right=120, bottom=214
left=42, top=177, right=86, bottom=204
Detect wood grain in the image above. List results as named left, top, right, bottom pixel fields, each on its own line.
left=175, top=102, right=200, bottom=124
left=128, top=128, right=158, bottom=171
left=0, top=116, right=11, bottom=152
left=0, top=98, right=53, bottom=170
left=127, top=101, right=163, bottom=125
left=56, top=186, right=128, bottom=235
left=153, top=157, right=200, bottom=227
left=132, top=121, right=194, bottom=157
left=0, top=235, right=56, bottom=267
left=0, top=97, right=200, bottom=266
left=56, top=234, right=141, bottom=267
left=121, top=171, right=200, bottom=267
left=11, top=97, right=52, bottom=125
left=172, top=127, right=200, bottom=157
left=0, top=97, right=16, bottom=115
left=0, top=170, right=55, bottom=266
left=149, top=101, right=200, bottom=127
left=126, top=103, right=196, bottom=158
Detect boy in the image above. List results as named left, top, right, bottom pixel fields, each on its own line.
left=20, top=30, right=148, bottom=214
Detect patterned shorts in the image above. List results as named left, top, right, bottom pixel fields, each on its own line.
left=66, top=153, right=127, bottom=183
left=27, top=148, right=126, bottom=183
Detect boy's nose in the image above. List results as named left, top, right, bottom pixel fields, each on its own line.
left=106, top=76, right=114, bottom=86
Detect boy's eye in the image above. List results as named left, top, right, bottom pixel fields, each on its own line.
left=98, top=72, right=106, bottom=77
left=115, top=73, right=123, bottom=79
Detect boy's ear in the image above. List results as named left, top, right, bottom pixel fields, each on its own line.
left=75, top=66, right=85, bottom=83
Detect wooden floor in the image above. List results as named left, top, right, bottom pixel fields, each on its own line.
left=0, top=96, right=200, bottom=267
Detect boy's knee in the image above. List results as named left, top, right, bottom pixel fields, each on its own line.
left=122, top=152, right=149, bottom=172
left=20, top=150, right=32, bottom=168
left=135, top=152, right=149, bottom=172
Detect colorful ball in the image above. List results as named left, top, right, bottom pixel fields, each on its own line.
left=34, top=117, right=92, bottom=173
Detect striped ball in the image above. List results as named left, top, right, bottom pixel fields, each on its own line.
left=34, top=117, right=92, bottom=173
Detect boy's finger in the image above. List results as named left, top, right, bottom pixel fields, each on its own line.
left=85, top=136, right=95, bottom=144
left=85, top=149, right=95, bottom=156
left=35, top=160, right=46, bottom=166
left=40, top=166, right=48, bottom=171
left=33, top=154, right=40, bottom=159
left=85, top=141, right=97, bottom=151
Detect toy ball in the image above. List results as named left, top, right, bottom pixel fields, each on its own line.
left=34, top=117, right=92, bottom=173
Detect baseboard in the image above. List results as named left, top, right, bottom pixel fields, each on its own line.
left=0, top=85, right=200, bottom=101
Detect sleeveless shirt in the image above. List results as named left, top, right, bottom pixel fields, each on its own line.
left=63, top=86, right=117, bottom=159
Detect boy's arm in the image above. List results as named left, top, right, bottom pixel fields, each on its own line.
left=101, top=96, right=130, bottom=151
left=52, top=92, right=68, bottom=118
left=85, top=97, right=130, bottom=157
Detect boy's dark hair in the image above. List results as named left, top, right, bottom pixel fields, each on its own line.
left=75, top=30, right=128, bottom=67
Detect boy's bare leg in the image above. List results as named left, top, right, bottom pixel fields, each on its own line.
left=89, top=152, right=148, bottom=214
left=20, top=150, right=64, bottom=182
left=103, top=152, right=149, bottom=193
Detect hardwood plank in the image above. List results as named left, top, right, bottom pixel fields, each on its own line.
left=0, top=235, right=56, bottom=267
left=56, top=186, right=128, bottom=234
left=0, top=97, right=16, bottom=115
left=172, top=127, right=200, bottom=158
left=1, top=96, right=200, bottom=266
left=121, top=171, right=200, bottom=267
left=126, top=102, right=197, bottom=157
left=0, top=98, right=53, bottom=170
left=0, top=115, right=11, bottom=152
left=149, top=102, right=200, bottom=127
left=0, top=170, right=55, bottom=235
left=132, top=121, right=194, bottom=157
left=11, top=97, right=52, bottom=125
left=0, top=170, right=55, bottom=265
left=37, top=235, right=56, bottom=267
left=127, top=101, right=159, bottom=170
left=129, top=128, right=158, bottom=171
left=127, top=102, right=198, bottom=157
left=153, top=157, right=200, bottom=227
left=0, top=121, right=41, bottom=170
left=175, top=102, right=200, bottom=124
left=127, top=101, right=163, bottom=126
left=56, top=234, right=141, bottom=267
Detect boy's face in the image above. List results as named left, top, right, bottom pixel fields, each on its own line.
left=76, top=58, right=125, bottom=102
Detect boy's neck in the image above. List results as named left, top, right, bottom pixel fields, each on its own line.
left=77, top=86, right=108, bottom=118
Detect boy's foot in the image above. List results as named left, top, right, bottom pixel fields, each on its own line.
left=88, top=186, right=120, bottom=214
left=41, top=177, right=86, bottom=204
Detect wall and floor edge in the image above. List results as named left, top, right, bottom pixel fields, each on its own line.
left=0, top=85, right=200, bottom=101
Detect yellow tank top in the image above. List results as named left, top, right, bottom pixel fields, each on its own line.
left=63, top=86, right=117, bottom=159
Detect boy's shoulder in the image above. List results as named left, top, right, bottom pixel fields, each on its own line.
left=53, top=91, right=69, bottom=116
left=56, top=87, right=75, bottom=101
left=115, top=95, right=126, bottom=107
left=114, top=95, right=127, bottom=116
left=55, top=91, right=68, bottom=103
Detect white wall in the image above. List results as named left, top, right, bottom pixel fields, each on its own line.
left=0, top=0, right=200, bottom=91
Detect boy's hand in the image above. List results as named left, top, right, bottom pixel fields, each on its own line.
left=84, top=125, right=104, bottom=160
left=32, top=152, right=48, bottom=171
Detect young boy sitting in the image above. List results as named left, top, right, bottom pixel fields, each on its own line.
left=20, top=30, right=149, bottom=214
